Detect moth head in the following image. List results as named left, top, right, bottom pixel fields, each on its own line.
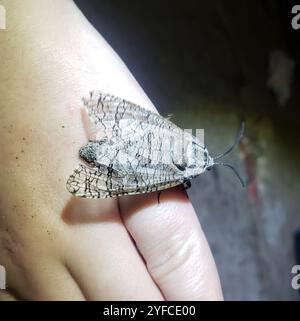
left=204, top=150, right=215, bottom=170
left=79, top=142, right=98, bottom=164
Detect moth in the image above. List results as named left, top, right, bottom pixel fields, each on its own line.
left=66, top=91, right=244, bottom=199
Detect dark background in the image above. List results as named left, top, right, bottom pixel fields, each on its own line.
left=74, top=0, right=300, bottom=300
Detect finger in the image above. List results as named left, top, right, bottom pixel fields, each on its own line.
left=119, top=186, right=223, bottom=300
left=63, top=197, right=164, bottom=300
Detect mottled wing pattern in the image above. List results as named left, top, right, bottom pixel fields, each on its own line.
left=83, top=91, right=183, bottom=139
left=67, top=92, right=194, bottom=198
left=66, top=164, right=184, bottom=199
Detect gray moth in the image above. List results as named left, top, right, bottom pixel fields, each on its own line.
left=66, top=91, right=244, bottom=199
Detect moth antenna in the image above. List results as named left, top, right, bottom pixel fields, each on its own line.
left=213, top=122, right=245, bottom=160
left=214, top=162, right=245, bottom=187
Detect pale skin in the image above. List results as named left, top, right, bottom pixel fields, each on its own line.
left=0, top=0, right=223, bottom=300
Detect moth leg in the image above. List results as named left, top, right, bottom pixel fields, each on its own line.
left=157, top=180, right=188, bottom=204
left=183, top=180, right=192, bottom=190
left=157, top=190, right=163, bottom=205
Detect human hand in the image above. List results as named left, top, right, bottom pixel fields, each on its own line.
left=0, top=0, right=222, bottom=300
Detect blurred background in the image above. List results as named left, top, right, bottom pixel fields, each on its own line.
left=74, top=0, right=300, bottom=300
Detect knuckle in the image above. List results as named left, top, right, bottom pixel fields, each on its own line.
left=147, top=228, right=200, bottom=281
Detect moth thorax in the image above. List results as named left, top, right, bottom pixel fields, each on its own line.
left=184, top=142, right=208, bottom=169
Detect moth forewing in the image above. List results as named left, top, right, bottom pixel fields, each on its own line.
left=67, top=91, right=223, bottom=199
